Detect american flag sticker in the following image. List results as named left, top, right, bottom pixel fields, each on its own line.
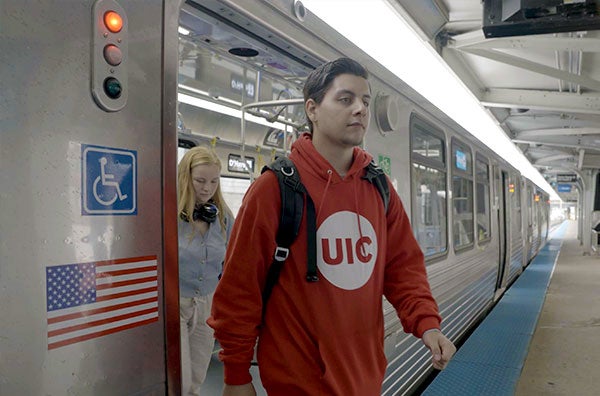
left=46, top=255, right=159, bottom=350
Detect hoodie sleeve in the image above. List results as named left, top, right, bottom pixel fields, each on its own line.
left=207, top=171, right=281, bottom=385
left=382, top=179, right=442, bottom=338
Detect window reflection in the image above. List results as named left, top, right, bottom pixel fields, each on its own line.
left=410, top=119, right=447, bottom=258
left=475, top=157, right=490, bottom=243
left=412, top=164, right=447, bottom=256
left=451, top=140, right=473, bottom=250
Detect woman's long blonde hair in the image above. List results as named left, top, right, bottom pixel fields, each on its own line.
left=177, top=146, right=232, bottom=234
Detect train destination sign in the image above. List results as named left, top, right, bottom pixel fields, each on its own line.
left=556, top=174, right=577, bottom=183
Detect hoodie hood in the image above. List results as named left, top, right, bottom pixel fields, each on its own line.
left=288, top=133, right=373, bottom=183
left=288, top=133, right=375, bottom=239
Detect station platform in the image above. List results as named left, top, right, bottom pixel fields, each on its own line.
left=423, top=220, right=600, bottom=396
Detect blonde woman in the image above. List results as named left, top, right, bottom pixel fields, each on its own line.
left=177, top=146, right=233, bottom=395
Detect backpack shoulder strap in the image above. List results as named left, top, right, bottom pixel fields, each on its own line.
left=262, top=157, right=305, bottom=248
left=362, top=161, right=390, bottom=213
left=260, top=157, right=307, bottom=309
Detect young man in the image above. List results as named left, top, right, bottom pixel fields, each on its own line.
left=208, top=58, right=456, bottom=396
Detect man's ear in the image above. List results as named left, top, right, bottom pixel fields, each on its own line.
left=305, top=98, right=316, bottom=122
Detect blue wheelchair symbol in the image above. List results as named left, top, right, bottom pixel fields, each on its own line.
left=82, top=145, right=137, bottom=215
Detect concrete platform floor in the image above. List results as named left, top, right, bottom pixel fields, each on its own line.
left=515, top=220, right=600, bottom=396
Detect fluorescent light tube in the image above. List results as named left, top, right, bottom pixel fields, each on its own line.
left=178, top=92, right=289, bottom=131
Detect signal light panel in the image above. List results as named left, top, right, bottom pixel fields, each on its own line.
left=92, top=0, right=128, bottom=111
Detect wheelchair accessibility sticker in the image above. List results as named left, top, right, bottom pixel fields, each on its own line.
left=82, top=144, right=137, bottom=215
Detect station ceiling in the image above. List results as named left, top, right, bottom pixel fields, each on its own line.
left=392, top=0, right=600, bottom=202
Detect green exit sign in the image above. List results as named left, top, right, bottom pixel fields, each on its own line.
left=378, top=154, right=391, bottom=176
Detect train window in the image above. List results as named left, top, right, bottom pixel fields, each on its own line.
left=527, top=185, right=534, bottom=226
left=475, top=155, right=491, bottom=243
left=410, top=116, right=447, bottom=258
left=411, top=127, right=444, bottom=163
left=451, top=139, right=474, bottom=251
left=411, top=164, right=447, bottom=257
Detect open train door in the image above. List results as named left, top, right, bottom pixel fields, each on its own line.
left=493, top=167, right=509, bottom=295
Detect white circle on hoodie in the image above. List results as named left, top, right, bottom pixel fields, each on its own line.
left=317, top=211, right=377, bottom=290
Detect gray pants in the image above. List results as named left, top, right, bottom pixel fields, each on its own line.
left=180, top=295, right=215, bottom=396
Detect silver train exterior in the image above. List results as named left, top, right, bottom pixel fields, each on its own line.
left=0, top=0, right=550, bottom=395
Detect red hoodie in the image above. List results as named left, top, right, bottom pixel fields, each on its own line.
left=208, top=134, right=441, bottom=395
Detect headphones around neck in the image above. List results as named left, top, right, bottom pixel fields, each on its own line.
left=181, top=202, right=219, bottom=223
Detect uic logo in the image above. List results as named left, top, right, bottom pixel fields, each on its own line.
left=322, top=236, right=373, bottom=265
left=317, top=211, right=378, bottom=290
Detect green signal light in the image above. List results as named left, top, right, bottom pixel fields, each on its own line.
left=103, top=77, right=122, bottom=99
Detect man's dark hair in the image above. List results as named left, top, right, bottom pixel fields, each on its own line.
left=303, top=58, right=369, bottom=132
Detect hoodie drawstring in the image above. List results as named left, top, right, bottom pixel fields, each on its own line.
left=317, top=169, right=334, bottom=216
left=319, top=169, right=365, bottom=241
left=353, top=177, right=365, bottom=242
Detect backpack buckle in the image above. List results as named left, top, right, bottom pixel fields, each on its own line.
left=281, top=166, right=294, bottom=177
left=274, top=246, right=289, bottom=262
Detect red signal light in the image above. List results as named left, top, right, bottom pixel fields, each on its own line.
left=104, top=11, right=123, bottom=33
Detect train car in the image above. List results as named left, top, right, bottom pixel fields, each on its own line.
left=0, top=0, right=550, bottom=395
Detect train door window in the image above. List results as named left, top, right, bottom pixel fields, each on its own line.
left=451, top=138, right=474, bottom=251
left=527, top=185, right=534, bottom=226
left=533, top=189, right=541, bottom=229
left=475, top=154, right=491, bottom=243
left=410, top=116, right=447, bottom=259
left=511, top=174, right=522, bottom=234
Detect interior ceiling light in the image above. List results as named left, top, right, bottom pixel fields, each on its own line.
left=302, top=0, right=560, bottom=201
left=178, top=92, right=288, bottom=131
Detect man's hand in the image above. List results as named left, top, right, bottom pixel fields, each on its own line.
left=223, top=383, right=257, bottom=396
left=422, top=330, right=456, bottom=370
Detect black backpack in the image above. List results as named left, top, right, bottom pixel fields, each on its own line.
left=260, top=156, right=390, bottom=313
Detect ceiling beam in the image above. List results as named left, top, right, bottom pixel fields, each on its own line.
left=450, top=31, right=600, bottom=52
left=583, top=154, right=600, bottom=167
left=525, top=146, right=573, bottom=157
left=543, top=167, right=584, bottom=177
left=516, top=127, right=600, bottom=139
left=460, top=48, right=600, bottom=91
left=441, top=47, right=486, bottom=97
left=481, top=88, right=600, bottom=115
left=512, top=138, right=600, bottom=152
left=534, top=154, right=575, bottom=165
